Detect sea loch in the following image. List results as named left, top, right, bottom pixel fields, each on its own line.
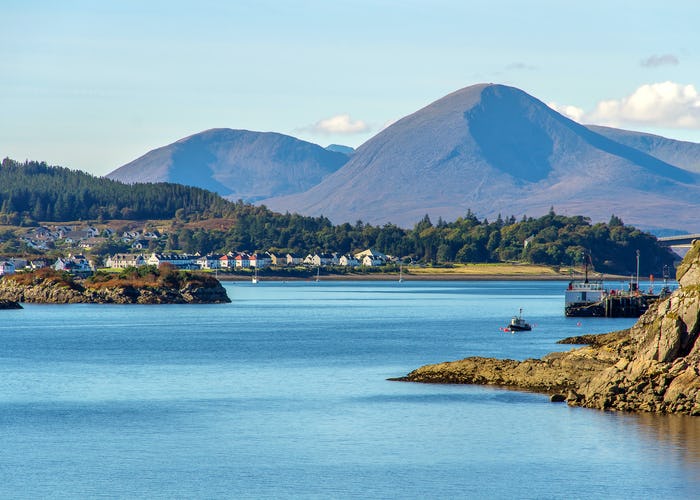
left=1, top=280, right=698, bottom=498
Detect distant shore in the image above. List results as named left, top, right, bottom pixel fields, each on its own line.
left=214, top=263, right=633, bottom=282
left=210, top=261, right=635, bottom=282
left=216, top=273, right=574, bottom=282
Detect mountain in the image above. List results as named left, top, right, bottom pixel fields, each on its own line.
left=107, top=129, right=349, bottom=202
left=262, top=84, right=700, bottom=231
left=586, top=125, right=700, bottom=174
left=325, top=144, right=355, bottom=156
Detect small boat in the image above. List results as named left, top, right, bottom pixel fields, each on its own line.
left=503, top=309, right=531, bottom=332
left=252, top=266, right=259, bottom=284
left=398, top=264, right=403, bottom=283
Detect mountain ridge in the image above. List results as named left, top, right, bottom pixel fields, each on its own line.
left=107, top=84, right=700, bottom=232
left=262, top=84, right=700, bottom=231
left=107, top=128, right=349, bottom=202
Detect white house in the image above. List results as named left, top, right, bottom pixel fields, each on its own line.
left=286, top=253, right=303, bottom=266
left=217, top=253, right=233, bottom=269
left=361, top=254, right=387, bottom=267
left=196, top=254, right=222, bottom=270
left=106, top=253, right=147, bottom=269
left=339, top=254, right=360, bottom=267
left=147, top=253, right=196, bottom=269
left=0, top=260, right=16, bottom=276
left=355, top=248, right=388, bottom=266
left=312, top=253, right=337, bottom=266
left=54, top=254, right=93, bottom=274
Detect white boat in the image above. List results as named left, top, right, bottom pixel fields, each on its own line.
left=564, top=256, right=606, bottom=316
left=399, top=264, right=403, bottom=283
left=565, top=279, right=606, bottom=316
left=503, top=308, right=531, bottom=332
left=252, top=266, right=259, bottom=284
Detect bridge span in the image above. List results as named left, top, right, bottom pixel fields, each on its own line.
left=657, top=234, right=700, bottom=258
left=657, top=234, right=700, bottom=245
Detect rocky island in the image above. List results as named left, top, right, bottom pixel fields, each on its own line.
left=0, top=265, right=230, bottom=304
left=393, top=241, right=700, bottom=416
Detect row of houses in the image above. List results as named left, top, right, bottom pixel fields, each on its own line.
left=1, top=249, right=392, bottom=277
left=105, top=249, right=391, bottom=270
left=0, top=255, right=90, bottom=276
left=21, top=225, right=161, bottom=251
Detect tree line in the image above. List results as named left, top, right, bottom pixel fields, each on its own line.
left=158, top=209, right=674, bottom=275
left=0, top=158, right=676, bottom=275
left=0, top=158, right=232, bottom=224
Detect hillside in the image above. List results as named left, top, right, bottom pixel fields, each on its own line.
left=262, top=84, right=700, bottom=232
left=0, top=158, right=233, bottom=223
left=587, top=125, right=700, bottom=174
left=107, top=129, right=349, bottom=202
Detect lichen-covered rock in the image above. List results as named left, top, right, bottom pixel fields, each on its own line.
left=676, top=238, right=700, bottom=286
left=0, top=270, right=230, bottom=305
left=395, top=241, right=700, bottom=415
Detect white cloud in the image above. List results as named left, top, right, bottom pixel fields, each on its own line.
left=640, top=54, right=679, bottom=68
left=308, top=114, right=370, bottom=135
left=586, top=82, right=700, bottom=128
left=548, top=102, right=584, bottom=123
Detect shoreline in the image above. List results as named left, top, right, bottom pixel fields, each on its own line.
left=214, top=272, right=630, bottom=282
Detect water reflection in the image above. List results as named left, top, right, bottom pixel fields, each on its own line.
left=627, top=412, right=700, bottom=468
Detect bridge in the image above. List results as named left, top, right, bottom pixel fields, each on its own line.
left=657, top=234, right=700, bottom=258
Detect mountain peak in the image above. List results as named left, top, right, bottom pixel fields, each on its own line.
left=107, top=129, right=349, bottom=202
left=262, top=84, right=700, bottom=231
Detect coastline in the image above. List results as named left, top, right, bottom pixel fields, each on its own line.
left=211, top=262, right=632, bottom=282
left=215, top=272, right=626, bottom=282
left=392, top=242, right=700, bottom=415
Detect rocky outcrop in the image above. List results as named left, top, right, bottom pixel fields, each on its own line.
left=0, top=299, right=22, bottom=309
left=0, top=271, right=230, bottom=305
left=394, top=242, right=700, bottom=415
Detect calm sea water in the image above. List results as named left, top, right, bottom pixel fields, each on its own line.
left=1, top=280, right=698, bottom=499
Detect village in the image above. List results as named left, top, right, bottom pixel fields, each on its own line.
left=0, top=224, right=394, bottom=276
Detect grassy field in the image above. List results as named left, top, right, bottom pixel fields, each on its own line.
left=404, top=263, right=570, bottom=279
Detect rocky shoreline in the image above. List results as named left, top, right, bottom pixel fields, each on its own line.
left=0, top=268, right=230, bottom=305
left=0, top=299, right=22, bottom=309
left=392, top=242, right=700, bottom=416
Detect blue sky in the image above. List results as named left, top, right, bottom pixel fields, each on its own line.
left=2, top=0, right=699, bottom=176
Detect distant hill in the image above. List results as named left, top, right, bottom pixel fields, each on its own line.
left=325, top=144, right=355, bottom=156
left=107, top=129, right=349, bottom=202
left=0, top=158, right=233, bottom=222
left=262, top=84, right=700, bottom=232
left=586, top=125, right=700, bottom=174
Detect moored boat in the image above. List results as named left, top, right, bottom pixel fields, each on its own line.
left=565, top=279, right=607, bottom=317
left=503, top=309, right=531, bottom=332
left=565, top=251, right=666, bottom=318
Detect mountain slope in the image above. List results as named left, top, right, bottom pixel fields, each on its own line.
left=262, top=84, right=700, bottom=231
left=587, top=125, right=700, bottom=174
left=107, top=129, right=349, bottom=202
